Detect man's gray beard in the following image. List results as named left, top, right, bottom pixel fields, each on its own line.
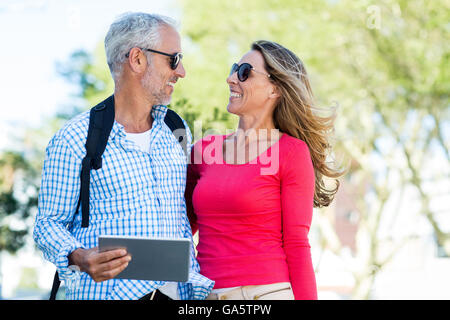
left=141, top=70, right=171, bottom=106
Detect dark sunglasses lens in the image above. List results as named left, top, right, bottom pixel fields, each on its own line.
left=171, top=54, right=182, bottom=70
left=170, top=58, right=177, bottom=69
left=238, top=64, right=252, bottom=82
left=230, top=63, right=238, bottom=76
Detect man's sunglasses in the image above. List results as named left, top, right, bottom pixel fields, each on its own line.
left=126, top=48, right=183, bottom=70
left=229, top=63, right=271, bottom=82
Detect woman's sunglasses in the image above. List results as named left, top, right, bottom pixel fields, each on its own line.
left=126, top=48, right=183, bottom=70
left=229, top=63, right=271, bottom=82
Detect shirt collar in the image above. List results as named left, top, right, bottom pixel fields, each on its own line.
left=151, top=104, right=168, bottom=121
left=109, top=105, right=168, bottom=140
left=110, top=120, right=124, bottom=140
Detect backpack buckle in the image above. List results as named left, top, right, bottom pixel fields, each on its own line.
left=91, top=157, right=102, bottom=170
left=93, top=103, right=106, bottom=111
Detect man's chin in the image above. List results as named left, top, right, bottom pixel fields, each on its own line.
left=161, top=98, right=171, bottom=106
left=154, top=96, right=171, bottom=106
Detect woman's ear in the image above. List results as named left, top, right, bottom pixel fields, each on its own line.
left=268, top=84, right=281, bottom=99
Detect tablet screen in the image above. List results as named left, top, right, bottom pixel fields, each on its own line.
left=98, top=235, right=190, bottom=282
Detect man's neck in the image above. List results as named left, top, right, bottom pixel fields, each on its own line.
left=114, top=87, right=155, bottom=133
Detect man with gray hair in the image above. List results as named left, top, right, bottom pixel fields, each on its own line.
left=33, top=12, right=214, bottom=300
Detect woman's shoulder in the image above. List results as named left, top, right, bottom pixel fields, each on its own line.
left=279, top=133, right=313, bottom=169
left=279, top=133, right=311, bottom=156
left=278, top=133, right=314, bottom=178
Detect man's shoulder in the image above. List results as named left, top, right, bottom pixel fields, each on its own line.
left=49, top=110, right=90, bottom=156
left=55, top=110, right=90, bottom=140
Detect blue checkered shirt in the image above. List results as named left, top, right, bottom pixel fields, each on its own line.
left=33, top=104, right=214, bottom=300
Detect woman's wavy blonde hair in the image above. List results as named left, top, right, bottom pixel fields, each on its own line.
left=252, top=40, right=343, bottom=208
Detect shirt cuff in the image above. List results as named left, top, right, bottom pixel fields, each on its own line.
left=55, top=240, right=85, bottom=282
left=185, top=271, right=215, bottom=300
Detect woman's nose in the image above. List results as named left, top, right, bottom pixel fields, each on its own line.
left=226, top=71, right=238, bottom=85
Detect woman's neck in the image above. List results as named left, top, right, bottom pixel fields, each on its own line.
left=233, top=114, right=279, bottom=144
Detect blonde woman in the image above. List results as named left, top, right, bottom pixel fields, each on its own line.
left=186, top=40, right=342, bottom=300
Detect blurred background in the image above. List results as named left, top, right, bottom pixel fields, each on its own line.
left=0, top=0, right=448, bottom=299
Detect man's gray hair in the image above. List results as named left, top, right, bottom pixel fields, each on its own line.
left=105, top=12, right=178, bottom=80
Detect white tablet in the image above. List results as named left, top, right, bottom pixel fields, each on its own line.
left=98, top=235, right=190, bottom=282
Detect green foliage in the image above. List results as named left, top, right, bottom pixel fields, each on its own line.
left=177, top=0, right=341, bottom=115
left=177, top=0, right=448, bottom=117
left=56, top=42, right=115, bottom=111
left=0, top=151, right=38, bottom=254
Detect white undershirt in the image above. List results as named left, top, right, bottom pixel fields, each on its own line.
left=125, top=129, right=152, bottom=154
left=125, top=129, right=180, bottom=300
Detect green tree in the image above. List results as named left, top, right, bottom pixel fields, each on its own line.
left=0, top=151, right=38, bottom=253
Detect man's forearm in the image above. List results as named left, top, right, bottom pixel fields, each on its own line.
left=68, top=248, right=87, bottom=270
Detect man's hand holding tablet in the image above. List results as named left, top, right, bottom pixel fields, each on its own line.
left=68, top=247, right=132, bottom=282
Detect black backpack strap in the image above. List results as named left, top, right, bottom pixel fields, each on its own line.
left=164, top=108, right=188, bottom=157
left=76, top=95, right=115, bottom=228
left=49, top=271, right=60, bottom=300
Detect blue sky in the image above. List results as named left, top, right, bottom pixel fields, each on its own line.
left=0, top=0, right=178, bottom=149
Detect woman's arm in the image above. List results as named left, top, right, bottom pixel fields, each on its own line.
left=280, top=140, right=318, bottom=300
left=185, top=143, right=201, bottom=234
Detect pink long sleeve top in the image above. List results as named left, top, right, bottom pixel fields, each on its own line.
left=185, top=133, right=317, bottom=300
